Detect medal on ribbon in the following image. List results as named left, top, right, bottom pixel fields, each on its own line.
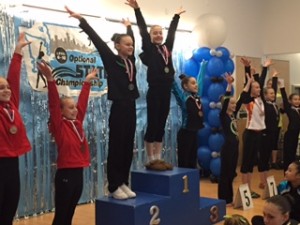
left=69, top=120, right=85, bottom=153
left=123, top=58, right=135, bottom=91
left=2, top=104, right=18, bottom=134
left=157, top=45, right=170, bottom=74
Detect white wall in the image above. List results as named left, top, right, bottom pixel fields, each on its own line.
left=7, top=0, right=264, bottom=57
left=268, top=53, right=300, bottom=85
left=262, top=0, right=300, bottom=55
left=131, top=0, right=265, bottom=57
left=7, top=0, right=300, bottom=75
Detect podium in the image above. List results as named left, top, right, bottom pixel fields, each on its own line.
left=96, top=167, right=226, bottom=225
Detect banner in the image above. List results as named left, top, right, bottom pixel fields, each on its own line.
left=21, top=22, right=107, bottom=97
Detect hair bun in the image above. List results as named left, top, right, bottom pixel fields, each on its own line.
left=179, top=74, right=186, bottom=80
left=111, top=33, right=120, bottom=42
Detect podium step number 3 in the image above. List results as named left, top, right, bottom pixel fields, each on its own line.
left=262, top=176, right=277, bottom=200
left=234, top=183, right=254, bottom=210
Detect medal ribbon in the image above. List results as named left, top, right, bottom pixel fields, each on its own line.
left=230, top=114, right=238, bottom=136
left=123, top=58, right=133, bottom=82
left=190, top=95, right=202, bottom=110
left=68, top=120, right=85, bottom=143
left=3, top=104, right=15, bottom=122
left=291, top=106, right=300, bottom=115
left=157, top=45, right=169, bottom=65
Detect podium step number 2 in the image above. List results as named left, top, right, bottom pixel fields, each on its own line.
left=234, top=183, right=254, bottom=210
left=150, top=206, right=160, bottom=225
left=262, top=176, right=278, bottom=200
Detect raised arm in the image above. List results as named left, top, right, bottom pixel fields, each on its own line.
left=259, top=58, right=273, bottom=88
left=37, top=61, right=62, bottom=133
left=7, top=32, right=31, bottom=108
left=240, top=57, right=251, bottom=86
left=171, top=80, right=185, bottom=110
left=126, top=0, right=152, bottom=51
left=76, top=68, right=99, bottom=121
left=220, top=74, right=234, bottom=117
left=164, top=6, right=185, bottom=51
left=278, top=79, right=290, bottom=111
left=197, top=60, right=207, bottom=97
left=122, top=17, right=135, bottom=57
left=234, top=73, right=253, bottom=116
left=271, top=69, right=279, bottom=99
left=65, top=6, right=115, bottom=63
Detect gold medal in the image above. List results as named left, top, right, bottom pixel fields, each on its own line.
left=164, top=66, right=169, bottom=73
left=9, top=125, right=18, bottom=134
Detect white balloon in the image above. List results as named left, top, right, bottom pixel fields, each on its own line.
left=209, top=49, right=217, bottom=56
left=211, top=151, right=220, bottom=158
left=216, top=50, right=223, bottom=57
left=193, top=14, right=227, bottom=48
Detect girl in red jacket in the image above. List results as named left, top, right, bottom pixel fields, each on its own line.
left=0, top=32, right=31, bottom=225
left=37, top=61, right=98, bottom=225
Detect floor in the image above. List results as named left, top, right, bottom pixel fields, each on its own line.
left=14, top=167, right=284, bottom=225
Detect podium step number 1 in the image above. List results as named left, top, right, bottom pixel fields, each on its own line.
left=234, top=183, right=254, bottom=210
left=262, top=175, right=278, bottom=200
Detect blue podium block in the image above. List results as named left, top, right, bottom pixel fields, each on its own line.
left=96, top=167, right=226, bottom=225
left=131, top=167, right=199, bottom=197
left=198, top=197, right=226, bottom=224
left=96, top=192, right=170, bottom=225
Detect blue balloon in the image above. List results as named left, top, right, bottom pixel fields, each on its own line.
left=197, top=122, right=211, bottom=146
left=200, top=97, right=209, bottom=121
left=210, top=158, right=221, bottom=177
left=197, top=146, right=212, bottom=171
left=224, top=58, right=235, bottom=74
left=207, top=57, right=225, bottom=77
left=192, top=47, right=212, bottom=62
left=207, top=108, right=221, bottom=127
left=183, top=58, right=200, bottom=77
left=208, top=133, right=225, bottom=152
left=202, top=75, right=211, bottom=97
left=216, top=47, right=230, bottom=62
left=207, top=83, right=225, bottom=102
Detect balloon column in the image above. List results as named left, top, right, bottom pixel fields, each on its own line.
left=183, top=14, right=235, bottom=180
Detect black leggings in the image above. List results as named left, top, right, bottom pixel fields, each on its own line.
left=0, top=157, right=20, bottom=225
left=258, top=130, right=277, bottom=172
left=218, top=138, right=239, bottom=203
left=283, top=129, right=300, bottom=171
left=107, top=100, right=136, bottom=193
left=144, top=86, right=171, bottom=142
left=52, top=168, right=83, bottom=225
left=177, top=128, right=198, bottom=168
left=240, top=129, right=263, bottom=173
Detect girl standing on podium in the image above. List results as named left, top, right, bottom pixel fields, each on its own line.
left=0, top=32, right=31, bottom=225
left=126, top=0, right=185, bottom=169
left=218, top=73, right=252, bottom=206
left=65, top=6, right=139, bottom=200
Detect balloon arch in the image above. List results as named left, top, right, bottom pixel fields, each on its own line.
left=183, top=14, right=235, bottom=179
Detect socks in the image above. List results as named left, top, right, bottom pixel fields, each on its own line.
left=154, top=153, right=161, bottom=160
